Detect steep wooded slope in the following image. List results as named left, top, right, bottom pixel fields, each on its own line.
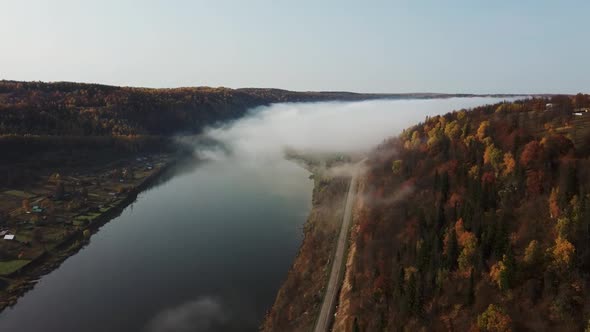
left=340, top=94, right=590, bottom=331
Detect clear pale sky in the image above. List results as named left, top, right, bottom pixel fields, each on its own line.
left=1, top=0, right=589, bottom=93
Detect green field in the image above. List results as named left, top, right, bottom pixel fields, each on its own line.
left=0, top=260, right=31, bottom=276
left=73, top=212, right=101, bottom=222
left=15, top=231, right=33, bottom=243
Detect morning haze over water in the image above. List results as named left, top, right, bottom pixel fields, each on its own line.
left=0, top=97, right=516, bottom=331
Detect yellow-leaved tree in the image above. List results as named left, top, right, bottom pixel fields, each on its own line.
left=551, top=236, right=575, bottom=270
left=476, top=304, right=513, bottom=332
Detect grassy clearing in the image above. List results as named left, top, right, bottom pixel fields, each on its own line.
left=0, top=260, right=31, bottom=276
left=72, top=220, right=87, bottom=227
left=43, top=228, right=65, bottom=242
left=73, top=211, right=101, bottom=224
left=15, top=231, right=33, bottom=243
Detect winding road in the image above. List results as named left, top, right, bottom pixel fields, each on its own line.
left=314, top=163, right=361, bottom=332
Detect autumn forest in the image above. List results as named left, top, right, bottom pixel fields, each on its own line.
left=346, top=94, right=590, bottom=331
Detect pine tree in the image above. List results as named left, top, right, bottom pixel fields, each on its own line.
left=499, top=247, right=515, bottom=291
left=493, top=218, right=509, bottom=259
left=441, top=171, right=450, bottom=201
left=467, top=269, right=475, bottom=305
left=353, top=317, right=360, bottom=332
left=395, top=266, right=405, bottom=297
left=417, top=238, right=431, bottom=273
left=434, top=170, right=440, bottom=192
left=406, top=273, right=417, bottom=316
left=413, top=275, right=425, bottom=318
left=446, top=228, right=459, bottom=271
left=436, top=201, right=446, bottom=232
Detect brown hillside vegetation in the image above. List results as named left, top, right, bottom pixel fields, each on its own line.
left=0, top=80, right=462, bottom=137
left=0, top=81, right=289, bottom=136
left=336, top=94, right=590, bottom=331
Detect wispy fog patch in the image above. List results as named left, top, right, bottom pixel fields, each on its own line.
left=324, top=161, right=367, bottom=178
left=145, top=296, right=229, bottom=332
left=196, top=97, right=519, bottom=164
left=364, top=182, right=415, bottom=207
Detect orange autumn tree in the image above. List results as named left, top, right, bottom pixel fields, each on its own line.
left=552, top=236, right=575, bottom=270
left=502, top=152, right=516, bottom=177
left=477, top=121, right=490, bottom=141
left=549, top=187, right=561, bottom=218
left=520, top=140, right=543, bottom=169
left=456, top=219, right=477, bottom=273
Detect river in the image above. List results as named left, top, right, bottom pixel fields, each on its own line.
left=0, top=97, right=518, bottom=331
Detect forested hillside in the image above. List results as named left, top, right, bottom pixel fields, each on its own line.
left=345, top=94, right=590, bottom=331
left=0, top=81, right=275, bottom=136
left=0, top=80, right=458, bottom=136
left=0, top=80, right=470, bottom=188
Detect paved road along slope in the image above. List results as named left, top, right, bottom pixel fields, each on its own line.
left=314, top=163, right=361, bottom=332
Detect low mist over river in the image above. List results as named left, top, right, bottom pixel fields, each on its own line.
left=0, top=97, right=517, bottom=331
left=203, top=97, right=520, bottom=158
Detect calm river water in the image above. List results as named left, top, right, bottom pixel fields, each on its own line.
left=0, top=97, right=518, bottom=331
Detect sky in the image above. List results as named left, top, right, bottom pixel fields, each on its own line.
left=1, top=0, right=589, bottom=94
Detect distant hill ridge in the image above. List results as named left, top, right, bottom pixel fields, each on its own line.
left=0, top=80, right=517, bottom=137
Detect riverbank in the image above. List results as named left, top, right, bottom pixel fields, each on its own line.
left=261, top=157, right=351, bottom=331
left=0, top=152, right=183, bottom=311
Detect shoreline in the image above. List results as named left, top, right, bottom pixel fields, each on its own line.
left=261, top=163, right=350, bottom=331
left=0, top=153, right=185, bottom=311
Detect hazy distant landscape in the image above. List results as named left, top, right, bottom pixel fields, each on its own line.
left=2, top=1, right=590, bottom=331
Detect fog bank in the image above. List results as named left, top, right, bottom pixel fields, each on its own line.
left=199, top=97, right=519, bottom=163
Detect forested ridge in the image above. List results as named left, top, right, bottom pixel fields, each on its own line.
left=0, top=81, right=278, bottom=136
left=0, top=80, right=466, bottom=137
left=347, top=94, right=590, bottom=331
left=0, top=80, right=482, bottom=189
